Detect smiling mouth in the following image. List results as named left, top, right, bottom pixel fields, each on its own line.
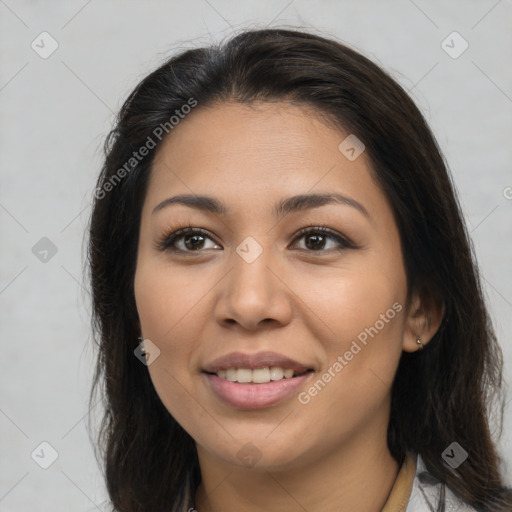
left=204, top=367, right=314, bottom=384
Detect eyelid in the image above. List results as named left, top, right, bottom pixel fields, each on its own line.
left=153, top=225, right=219, bottom=253
left=155, top=223, right=356, bottom=254
left=290, top=224, right=355, bottom=250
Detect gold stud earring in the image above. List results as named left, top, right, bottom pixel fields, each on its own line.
left=416, top=337, right=423, bottom=351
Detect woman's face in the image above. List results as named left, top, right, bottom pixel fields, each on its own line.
left=134, top=101, right=417, bottom=471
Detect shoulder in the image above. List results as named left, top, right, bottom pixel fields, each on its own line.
left=406, top=454, right=481, bottom=512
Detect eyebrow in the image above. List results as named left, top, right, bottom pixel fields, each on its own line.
left=152, top=193, right=370, bottom=220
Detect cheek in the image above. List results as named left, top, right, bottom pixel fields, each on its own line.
left=294, top=283, right=404, bottom=457
left=295, top=250, right=406, bottom=350
left=292, top=251, right=406, bottom=411
left=134, top=259, right=207, bottom=345
left=134, top=258, right=230, bottom=435
left=134, top=261, right=201, bottom=398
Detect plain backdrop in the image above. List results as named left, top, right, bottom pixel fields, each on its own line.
left=1, top=1, right=511, bottom=510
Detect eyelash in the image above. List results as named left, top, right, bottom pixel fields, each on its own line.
left=154, top=222, right=356, bottom=255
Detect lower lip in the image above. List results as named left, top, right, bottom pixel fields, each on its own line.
left=203, top=372, right=312, bottom=409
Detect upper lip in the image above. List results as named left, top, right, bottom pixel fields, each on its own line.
left=202, top=351, right=314, bottom=373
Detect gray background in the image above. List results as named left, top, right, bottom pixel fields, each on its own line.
left=1, top=1, right=511, bottom=510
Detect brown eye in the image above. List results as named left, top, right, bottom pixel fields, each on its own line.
left=291, top=227, right=355, bottom=252
left=156, top=225, right=355, bottom=255
left=157, top=228, right=221, bottom=253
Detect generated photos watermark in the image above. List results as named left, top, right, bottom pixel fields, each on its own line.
left=94, top=97, right=198, bottom=199
left=298, top=302, right=403, bottom=404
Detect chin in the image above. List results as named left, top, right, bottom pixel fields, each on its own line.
left=209, top=436, right=310, bottom=472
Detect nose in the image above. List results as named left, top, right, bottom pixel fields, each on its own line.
left=214, top=242, right=293, bottom=331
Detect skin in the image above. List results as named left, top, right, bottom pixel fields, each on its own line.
left=134, top=101, right=442, bottom=512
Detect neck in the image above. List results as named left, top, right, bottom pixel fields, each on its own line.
left=194, top=414, right=400, bottom=512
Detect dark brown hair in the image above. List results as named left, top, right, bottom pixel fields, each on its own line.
left=86, top=27, right=512, bottom=511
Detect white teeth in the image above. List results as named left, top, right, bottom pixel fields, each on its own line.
left=252, top=367, right=270, bottom=383
left=269, top=366, right=283, bottom=380
left=215, top=366, right=307, bottom=383
left=236, top=368, right=252, bottom=383
left=226, top=368, right=237, bottom=382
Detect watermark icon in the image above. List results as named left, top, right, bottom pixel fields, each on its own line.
left=442, top=442, right=468, bottom=469
left=236, top=442, right=262, bottom=468
left=298, top=302, right=403, bottom=404
left=94, top=98, right=198, bottom=199
left=503, top=187, right=512, bottom=200
left=31, top=31, right=59, bottom=59
left=236, top=236, right=264, bottom=264
left=134, top=338, right=161, bottom=366
left=441, top=31, right=469, bottom=59
left=338, top=134, right=365, bottom=161
left=32, top=237, right=58, bottom=263
left=31, top=441, right=59, bottom=469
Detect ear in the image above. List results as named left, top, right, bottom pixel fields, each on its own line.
left=402, top=283, right=444, bottom=353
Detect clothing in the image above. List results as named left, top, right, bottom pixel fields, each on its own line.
left=383, top=451, right=480, bottom=511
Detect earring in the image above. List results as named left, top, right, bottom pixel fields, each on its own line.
left=416, top=337, right=423, bottom=351
left=138, top=336, right=146, bottom=355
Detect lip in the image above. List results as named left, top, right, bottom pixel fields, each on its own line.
left=203, top=372, right=313, bottom=409
left=202, top=351, right=313, bottom=373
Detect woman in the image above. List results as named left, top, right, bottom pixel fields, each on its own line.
left=87, top=28, right=512, bottom=511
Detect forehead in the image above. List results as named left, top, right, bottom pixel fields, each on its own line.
left=144, top=101, right=385, bottom=220
left=155, top=101, right=343, bottom=168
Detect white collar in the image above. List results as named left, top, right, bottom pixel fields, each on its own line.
left=406, top=454, right=478, bottom=511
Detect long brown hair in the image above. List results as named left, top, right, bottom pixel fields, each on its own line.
left=86, top=27, right=512, bottom=511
